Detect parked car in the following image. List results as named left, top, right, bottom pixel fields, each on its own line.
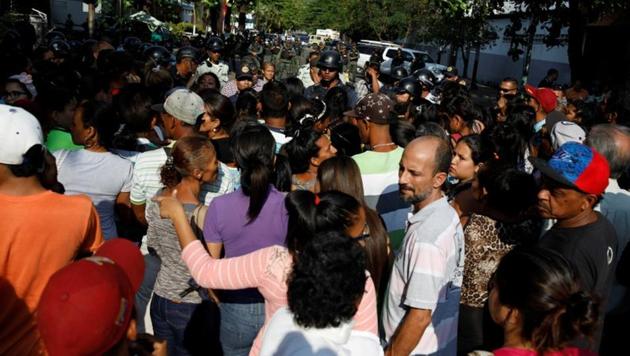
left=380, top=47, right=447, bottom=82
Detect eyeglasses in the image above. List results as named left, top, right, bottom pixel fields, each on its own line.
left=353, top=222, right=370, bottom=241
left=6, top=91, right=27, bottom=98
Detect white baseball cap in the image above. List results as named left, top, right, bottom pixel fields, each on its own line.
left=551, top=121, right=586, bottom=150
left=151, top=89, right=205, bottom=125
left=0, top=105, right=44, bottom=165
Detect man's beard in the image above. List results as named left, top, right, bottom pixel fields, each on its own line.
left=399, top=184, right=431, bottom=205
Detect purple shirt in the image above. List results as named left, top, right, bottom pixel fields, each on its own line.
left=203, top=186, right=288, bottom=257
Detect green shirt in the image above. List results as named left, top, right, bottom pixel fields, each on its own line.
left=46, top=129, right=82, bottom=152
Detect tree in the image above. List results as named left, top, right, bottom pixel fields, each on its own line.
left=492, top=0, right=630, bottom=83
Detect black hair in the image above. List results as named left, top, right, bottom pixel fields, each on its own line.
left=501, top=77, right=519, bottom=87
left=260, top=80, right=289, bottom=118
left=5, top=79, right=33, bottom=99
left=287, top=230, right=366, bottom=328
left=477, top=162, right=537, bottom=215
left=77, top=101, right=119, bottom=149
left=493, top=247, right=599, bottom=352
left=8, top=144, right=46, bottom=178
left=491, top=104, right=535, bottom=167
left=414, top=121, right=449, bottom=141
left=115, top=84, right=154, bottom=133
left=390, top=120, right=416, bottom=148
left=284, top=128, right=323, bottom=174
left=198, top=90, right=236, bottom=133
left=232, top=122, right=276, bottom=221
left=160, top=136, right=215, bottom=188
left=195, top=71, right=220, bottom=90
left=330, top=123, right=362, bottom=157
left=284, top=190, right=361, bottom=255
left=324, top=86, right=349, bottom=122
left=546, top=68, right=559, bottom=77
left=443, top=95, right=479, bottom=128
left=457, top=134, right=495, bottom=165
left=283, top=77, right=305, bottom=99
left=288, top=95, right=312, bottom=127
left=235, top=90, right=259, bottom=121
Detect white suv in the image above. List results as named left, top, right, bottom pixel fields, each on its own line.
left=379, top=47, right=447, bottom=82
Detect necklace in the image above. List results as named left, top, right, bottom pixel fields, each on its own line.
left=371, top=142, right=396, bottom=149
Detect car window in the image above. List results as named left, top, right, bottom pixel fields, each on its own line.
left=385, top=49, right=397, bottom=58
left=402, top=51, right=414, bottom=61
left=358, top=44, right=378, bottom=55
left=422, top=54, right=435, bottom=63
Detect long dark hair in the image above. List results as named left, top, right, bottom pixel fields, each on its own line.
left=284, top=127, right=322, bottom=174
left=233, top=122, right=276, bottom=221
left=284, top=190, right=361, bottom=255
left=77, top=100, right=119, bottom=149
left=493, top=247, right=600, bottom=352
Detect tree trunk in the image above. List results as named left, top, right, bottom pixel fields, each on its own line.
left=449, top=45, right=458, bottom=66
left=471, top=42, right=481, bottom=89
left=567, top=0, right=586, bottom=83
left=521, top=17, right=538, bottom=85
left=238, top=4, right=247, bottom=31
left=87, top=3, right=95, bottom=38
left=461, top=46, right=470, bottom=78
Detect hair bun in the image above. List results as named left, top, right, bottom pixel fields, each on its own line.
left=562, top=291, right=599, bottom=336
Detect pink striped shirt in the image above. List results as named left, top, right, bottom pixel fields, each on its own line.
left=181, top=240, right=378, bottom=356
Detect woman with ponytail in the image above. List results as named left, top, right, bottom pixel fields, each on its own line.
left=486, top=247, right=599, bottom=356
left=145, top=136, right=219, bottom=356
left=200, top=122, right=290, bottom=356
left=154, top=189, right=378, bottom=356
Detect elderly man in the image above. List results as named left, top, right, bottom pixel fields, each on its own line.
left=531, top=142, right=618, bottom=351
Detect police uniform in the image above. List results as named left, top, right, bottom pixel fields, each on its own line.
left=196, top=60, right=229, bottom=88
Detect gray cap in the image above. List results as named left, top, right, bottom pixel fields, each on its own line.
left=551, top=121, right=586, bottom=150
left=151, top=89, right=205, bottom=125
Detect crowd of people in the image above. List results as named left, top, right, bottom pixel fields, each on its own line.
left=1, top=25, right=629, bottom=356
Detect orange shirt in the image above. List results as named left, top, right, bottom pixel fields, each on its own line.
left=0, top=190, right=103, bottom=355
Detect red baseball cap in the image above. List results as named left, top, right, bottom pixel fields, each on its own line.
left=524, top=84, right=557, bottom=113
left=37, top=239, right=144, bottom=356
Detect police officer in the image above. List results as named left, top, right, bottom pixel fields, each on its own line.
left=304, top=50, right=358, bottom=107
left=414, top=68, right=439, bottom=104
left=144, top=45, right=174, bottom=72
left=171, top=46, right=198, bottom=88
left=196, top=36, right=229, bottom=88
left=382, top=66, right=408, bottom=96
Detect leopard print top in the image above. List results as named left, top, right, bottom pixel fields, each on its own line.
left=460, top=214, right=541, bottom=307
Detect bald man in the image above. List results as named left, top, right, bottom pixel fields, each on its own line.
left=383, top=136, right=465, bottom=356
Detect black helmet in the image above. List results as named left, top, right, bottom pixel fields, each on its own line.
left=176, top=46, right=199, bottom=62
left=48, top=40, right=70, bottom=57
left=123, top=36, right=142, bottom=53
left=144, top=45, right=173, bottom=67
left=391, top=66, right=409, bottom=81
left=206, top=36, right=224, bottom=52
left=317, top=50, right=342, bottom=71
left=413, top=68, right=436, bottom=89
left=396, top=76, right=421, bottom=99
left=46, top=30, right=66, bottom=44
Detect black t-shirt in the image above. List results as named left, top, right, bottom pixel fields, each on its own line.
left=539, top=213, right=618, bottom=351
left=539, top=213, right=618, bottom=300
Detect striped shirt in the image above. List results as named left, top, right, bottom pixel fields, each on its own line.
left=383, top=197, right=465, bottom=355
left=353, top=147, right=409, bottom=249
left=130, top=145, right=237, bottom=206
left=182, top=241, right=378, bottom=356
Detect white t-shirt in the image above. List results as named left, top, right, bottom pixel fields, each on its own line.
left=54, top=149, right=133, bottom=239
left=260, top=307, right=383, bottom=356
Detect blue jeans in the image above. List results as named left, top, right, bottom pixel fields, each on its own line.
left=151, top=294, right=221, bottom=356
left=219, top=302, right=265, bottom=356
left=135, top=252, right=160, bottom=333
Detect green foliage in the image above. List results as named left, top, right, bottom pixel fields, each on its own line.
left=168, top=21, right=195, bottom=36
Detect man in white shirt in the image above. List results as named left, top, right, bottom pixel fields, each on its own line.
left=383, top=136, right=464, bottom=356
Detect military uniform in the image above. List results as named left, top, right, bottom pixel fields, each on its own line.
left=347, top=47, right=359, bottom=83
left=196, top=60, right=229, bottom=88
left=275, top=48, right=299, bottom=81
left=305, top=82, right=358, bottom=107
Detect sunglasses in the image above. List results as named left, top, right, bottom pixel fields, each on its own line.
left=499, top=88, right=517, bottom=95
left=319, top=67, right=337, bottom=73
